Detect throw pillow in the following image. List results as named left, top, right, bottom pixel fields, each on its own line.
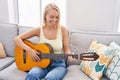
left=80, top=40, right=115, bottom=80
left=0, top=42, right=6, bottom=58
left=105, top=41, right=120, bottom=80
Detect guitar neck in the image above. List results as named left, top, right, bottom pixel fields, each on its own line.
left=37, top=52, right=99, bottom=61
left=39, top=53, right=78, bottom=60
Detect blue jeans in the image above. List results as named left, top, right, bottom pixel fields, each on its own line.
left=25, top=59, right=67, bottom=80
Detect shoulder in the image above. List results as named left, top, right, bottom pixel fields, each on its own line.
left=32, top=27, right=40, bottom=33
left=30, top=27, right=40, bottom=37
left=61, top=26, right=68, bottom=32
left=61, top=26, right=68, bottom=37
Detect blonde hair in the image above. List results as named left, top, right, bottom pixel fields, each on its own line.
left=42, top=3, right=60, bottom=28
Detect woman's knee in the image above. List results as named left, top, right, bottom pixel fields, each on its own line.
left=44, top=76, right=58, bottom=80
left=44, top=67, right=67, bottom=80
left=26, top=67, right=47, bottom=80
left=25, top=74, right=40, bottom=80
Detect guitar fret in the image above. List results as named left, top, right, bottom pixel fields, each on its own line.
left=40, top=54, right=79, bottom=59
left=41, top=54, right=66, bottom=59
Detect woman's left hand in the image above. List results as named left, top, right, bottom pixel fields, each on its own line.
left=68, top=52, right=77, bottom=61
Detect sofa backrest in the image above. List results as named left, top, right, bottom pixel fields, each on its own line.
left=69, top=30, right=120, bottom=54
left=18, top=26, right=38, bottom=43
left=0, top=23, right=17, bottom=57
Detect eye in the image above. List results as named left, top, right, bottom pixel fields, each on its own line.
left=50, top=16, right=54, bottom=18
left=56, top=16, right=59, bottom=19
left=49, top=15, right=54, bottom=18
left=49, top=15, right=59, bottom=19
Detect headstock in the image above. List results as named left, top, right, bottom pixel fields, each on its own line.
left=80, top=52, right=99, bottom=61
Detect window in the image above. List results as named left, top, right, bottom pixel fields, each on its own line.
left=118, top=16, right=120, bottom=32
left=18, top=0, right=40, bottom=27
left=17, top=0, right=66, bottom=27
left=8, top=0, right=18, bottom=24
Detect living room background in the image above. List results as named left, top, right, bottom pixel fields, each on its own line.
left=0, top=0, right=120, bottom=32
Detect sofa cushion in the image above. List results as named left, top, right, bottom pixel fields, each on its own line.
left=0, top=23, right=17, bottom=57
left=105, top=52, right=120, bottom=80
left=0, top=42, right=6, bottom=58
left=105, top=41, right=120, bottom=80
left=63, top=65, right=92, bottom=80
left=80, top=40, right=115, bottom=80
left=0, top=57, right=14, bottom=71
left=0, top=62, right=27, bottom=80
left=63, top=65, right=109, bottom=80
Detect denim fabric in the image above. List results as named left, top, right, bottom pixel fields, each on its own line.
left=25, top=59, right=67, bottom=80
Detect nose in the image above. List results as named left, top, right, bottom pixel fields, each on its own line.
left=53, top=17, right=58, bottom=22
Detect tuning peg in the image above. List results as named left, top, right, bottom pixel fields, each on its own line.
left=93, top=53, right=99, bottom=60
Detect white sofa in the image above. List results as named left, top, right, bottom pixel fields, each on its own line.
left=0, top=23, right=120, bottom=80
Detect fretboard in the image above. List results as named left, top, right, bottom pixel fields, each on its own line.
left=38, top=53, right=78, bottom=59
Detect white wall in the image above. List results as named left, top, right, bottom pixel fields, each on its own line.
left=8, top=0, right=18, bottom=24
left=0, top=0, right=18, bottom=24
left=0, top=0, right=119, bottom=32
left=66, top=0, right=120, bottom=32
left=0, top=0, right=9, bottom=23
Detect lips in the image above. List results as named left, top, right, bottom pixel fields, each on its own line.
left=50, top=21, right=57, bottom=25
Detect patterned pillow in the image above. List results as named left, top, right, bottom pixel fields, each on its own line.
left=0, top=42, right=6, bottom=58
left=105, top=41, right=120, bottom=80
left=80, top=40, right=115, bottom=80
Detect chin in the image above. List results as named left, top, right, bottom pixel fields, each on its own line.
left=51, top=24, right=57, bottom=27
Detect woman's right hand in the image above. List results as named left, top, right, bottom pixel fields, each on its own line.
left=27, top=49, right=41, bottom=62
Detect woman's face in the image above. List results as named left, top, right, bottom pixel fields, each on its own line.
left=45, top=9, right=59, bottom=27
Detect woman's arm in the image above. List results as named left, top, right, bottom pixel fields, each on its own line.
left=62, top=27, right=71, bottom=54
left=62, top=27, right=76, bottom=61
left=13, top=27, right=41, bottom=62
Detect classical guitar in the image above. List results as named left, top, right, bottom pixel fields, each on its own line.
left=15, top=40, right=99, bottom=71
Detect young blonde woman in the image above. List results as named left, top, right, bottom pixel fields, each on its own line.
left=14, top=3, right=73, bottom=80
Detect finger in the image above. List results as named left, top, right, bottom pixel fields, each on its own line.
left=71, top=52, right=75, bottom=54
left=32, top=53, right=40, bottom=62
left=36, top=51, right=41, bottom=55
left=34, top=54, right=41, bottom=62
left=36, top=52, right=41, bottom=60
left=32, top=56, right=37, bottom=62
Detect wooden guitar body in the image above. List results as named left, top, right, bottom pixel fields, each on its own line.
left=15, top=40, right=53, bottom=71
